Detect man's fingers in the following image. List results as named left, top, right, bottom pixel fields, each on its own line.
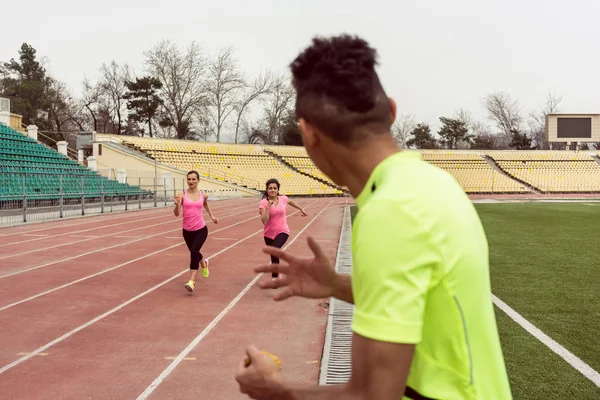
left=254, top=263, right=288, bottom=275
left=235, top=359, right=247, bottom=378
left=262, top=246, right=293, bottom=262
left=258, top=278, right=288, bottom=290
left=245, top=344, right=261, bottom=362
left=307, top=236, right=327, bottom=259
left=273, top=287, right=294, bottom=301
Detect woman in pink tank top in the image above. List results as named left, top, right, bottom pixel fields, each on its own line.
left=259, top=178, right=307, bottom=280
left=174, top=170, right=219, bottom=293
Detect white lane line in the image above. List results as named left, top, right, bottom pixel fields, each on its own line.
left=0, top=203, right=232, bottom=253
left=0, top=202, right=231, bottom=246
left=22, top=234, right=50, bottom=237
left=0, top=207, right=173, bottom=238
left=0, top=219, right=177, bottom=260
left=136, top=200, right=333, bottom=399
left=0, top=213, right=172, bottom=247
left=0, top=203, right=233, bottom=258
left=0, top=214, right=260, bottom=312
left=212, top=237, right=238, bottom=240
left=0, top=202, right=318, bottom=307
left=0, top=227, right=266, bottom=375
left=115, top=235, right=145, bottom=238
left=493, top=295, right=600, bottom=388
left=0, top=207, right=253, bottom=279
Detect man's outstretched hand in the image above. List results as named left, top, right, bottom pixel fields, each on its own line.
left=255, top=236, right=339, bottom=301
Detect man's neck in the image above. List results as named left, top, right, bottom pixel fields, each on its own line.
left=336, top=137, right=401, bottom=198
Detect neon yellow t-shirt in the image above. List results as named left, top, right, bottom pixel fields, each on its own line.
left=351, top=151, right=511, bottom=399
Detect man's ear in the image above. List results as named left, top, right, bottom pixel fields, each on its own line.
left=388, top=97, right=397, bottom=125
left=299, top=118, right=318, bottom=148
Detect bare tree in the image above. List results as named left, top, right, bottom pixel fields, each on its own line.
left=261, top=73, right=295, bottom=144
left=454, top=108, right=474, bottom=128
left=391, top=113, right=416, bottom=148
left=233, top=69, right=274, bottom=143
left=81, top=78, right=102, bottom=131
left=195, top=114, right=215, bottom=141
left=144, top=39, right=208, bottom=139
left=528, top=91, right=562, bottom=149
left=100, top=61, right=131, bottom=134
left=206, top=47, right=245, bottom=142
left=482, top=91, right=523, bottom=147
left=453, top=109, right=490, bottom=149
left=46, top=79, right=87, bottom=140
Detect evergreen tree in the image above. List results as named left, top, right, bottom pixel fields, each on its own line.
left=122, top=76, right=163, bottom=137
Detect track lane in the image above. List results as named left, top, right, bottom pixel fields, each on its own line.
left=0, top=203, right=247, bottom=277
left=0, top=199, right=334, bottom=399
left=0, top=205, right=262, bottom=309
left=143, top=202, right=344, bottom=400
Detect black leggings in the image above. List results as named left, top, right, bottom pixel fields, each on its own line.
left=264, top=233, right=289, bottom=277
left=183, top=226, right=209, bottom=270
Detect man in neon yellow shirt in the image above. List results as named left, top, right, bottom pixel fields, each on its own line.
left=235, top=34, right=512, bottom=400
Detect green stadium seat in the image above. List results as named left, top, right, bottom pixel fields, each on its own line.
left=0, top=123, right=152, bottom=200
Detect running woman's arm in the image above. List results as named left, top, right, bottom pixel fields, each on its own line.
left=260, top=201, right=272, bottom=225
left=288, top=199, right=308, bottom=216
left=203, top=192, right=218, bottom=223
left=173, top=192, right=183, bottom=217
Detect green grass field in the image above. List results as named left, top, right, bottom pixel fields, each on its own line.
left=350, top=202, right=600, bottom=399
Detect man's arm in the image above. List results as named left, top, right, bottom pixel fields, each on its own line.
left=332, top=273, right=354, bottom=305
left=275, top=333, right=414, bottom=400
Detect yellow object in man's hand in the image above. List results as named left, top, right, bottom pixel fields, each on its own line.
left=244, top=350, right=281, bottom=370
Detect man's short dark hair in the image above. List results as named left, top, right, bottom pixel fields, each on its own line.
left=290, top=34, right=391, bottom=144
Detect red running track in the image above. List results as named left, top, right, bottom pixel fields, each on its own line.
left=0, top=197, right=348, bottom=399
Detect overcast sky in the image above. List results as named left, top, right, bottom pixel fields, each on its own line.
left=3, top=0, right=600, bottom=140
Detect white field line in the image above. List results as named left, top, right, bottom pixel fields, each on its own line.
left=492, top=295, right=600, bottom=388
left=0, top=205, right=316, bottom=375
left=136, top=200, right=333, bottom=399
left=0, top=207, right=253, bottom=279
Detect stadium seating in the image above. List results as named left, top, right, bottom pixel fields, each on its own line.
left=487, top=151, right=600, bottom=193
left=117, top=136, right=344, bottom=196
left=263, top=145, right=343, bottom=188
left=96, top=134, right=600, bottom=196
left=0, top=123, right=149, bottom=200
left=420, top=151, right=530, bottom=193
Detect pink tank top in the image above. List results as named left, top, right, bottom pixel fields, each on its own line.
left=259, top=195, right=290, bottom=240
left=182, top=190, right=206, bottom=231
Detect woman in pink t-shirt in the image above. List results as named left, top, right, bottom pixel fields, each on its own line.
left=174, top=170, right=219, bottom=293
left=259, top=178, right=307, bottom=280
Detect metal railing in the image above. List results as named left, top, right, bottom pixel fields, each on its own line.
left=0, top=171, right=246, bottom=226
